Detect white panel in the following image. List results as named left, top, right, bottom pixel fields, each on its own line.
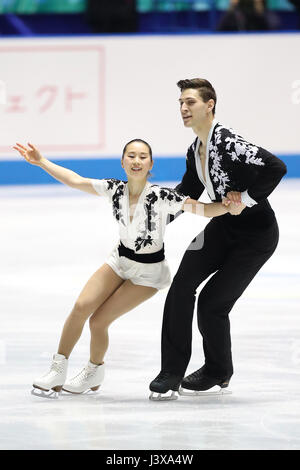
left=0, top=33, right=299, bottom=160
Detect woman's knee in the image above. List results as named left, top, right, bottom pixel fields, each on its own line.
left=89, top=311, right=109, bottom=332
left=71, top=300, right=94, bottom=321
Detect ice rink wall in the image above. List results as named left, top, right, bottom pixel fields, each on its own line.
left=0, top=32, right=299, bottom=185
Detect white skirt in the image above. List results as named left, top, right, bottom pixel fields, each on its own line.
left=106, top=247, right=171, bottom=290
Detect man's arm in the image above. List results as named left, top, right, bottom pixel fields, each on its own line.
left=167, top=150, right=205, bottom=224
left=244, top=148, right=287, bottom=204
left=225, top=132, right=287, bottom=207
left=175, top=150, right=205, bottom=200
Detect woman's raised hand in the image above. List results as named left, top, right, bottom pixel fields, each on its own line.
left=13, top=142, right=44, bottom=166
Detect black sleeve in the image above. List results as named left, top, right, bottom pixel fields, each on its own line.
left=225, top=131, right=287, bottom=203
left=166, top=149, right=205, bottom=224
left=175, top=150, right=205, bottom=199
left=245, top=147, right=287, bottom=203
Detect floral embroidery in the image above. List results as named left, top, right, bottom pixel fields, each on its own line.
left=107, top=178, right=121, bottom=191
left=209, top=125, right=231, bottom=198
left=225, top=132, right=264, bottom=166
left=207, top=124, right=265, bottom=198
left=106, top=179, right=126, bottom=226
left=135, top=234, right=154, bottom=252
left=159, top=187, right=185, bottom=203
left=145, top=190, right=158, bottom=233
left=133, top=191, right=156, bottom=251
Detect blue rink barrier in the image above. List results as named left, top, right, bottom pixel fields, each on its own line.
left=0, top=154, right=298, bottom=185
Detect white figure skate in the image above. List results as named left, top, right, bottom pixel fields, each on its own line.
left=63, top=361, right=105, bottom=394
left=32, top=353, right=68, bottom=399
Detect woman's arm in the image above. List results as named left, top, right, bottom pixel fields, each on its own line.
left=183, top=198, right=246, bottom=217
left=13, top=142, right=98, bottom=195
left=182, top=198, right=229, bottom=218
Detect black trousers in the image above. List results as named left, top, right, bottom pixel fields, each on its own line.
left=161, top=214, right=279, bottom=380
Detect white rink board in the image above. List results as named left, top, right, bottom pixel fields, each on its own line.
left=0, top=33, right=300, bottom=160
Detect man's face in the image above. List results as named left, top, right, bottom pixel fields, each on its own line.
left=179, top=88, right=213, bottom=128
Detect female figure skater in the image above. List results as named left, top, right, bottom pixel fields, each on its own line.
left=14, top=139, right=240, bottom=396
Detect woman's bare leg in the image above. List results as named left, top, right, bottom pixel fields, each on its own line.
left=57, top=264, right=124, bottom=358
left=89, top=280, right=157, bottom=365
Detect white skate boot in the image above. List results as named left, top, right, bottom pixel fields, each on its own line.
left=63, top=361, right=105, bottom=394
left=32, top=353, right=68, bottom=398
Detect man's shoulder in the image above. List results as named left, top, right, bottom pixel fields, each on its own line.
left=214, top=122, right=247, bottom=140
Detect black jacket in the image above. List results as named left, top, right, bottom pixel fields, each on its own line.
left=174, top=121, right=287, bottom=230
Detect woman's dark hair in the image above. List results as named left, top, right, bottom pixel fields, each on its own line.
left=122, top=139, right=153, bottom=160
left=177, top=78, right=217, bottom=116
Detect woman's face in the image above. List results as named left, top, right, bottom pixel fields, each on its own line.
left=122, top=141, right=153, bottom=181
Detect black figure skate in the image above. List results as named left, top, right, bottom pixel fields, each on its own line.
left=149, top=372, right=183, bottom=401
left=179, top=368, right=232, bottom=397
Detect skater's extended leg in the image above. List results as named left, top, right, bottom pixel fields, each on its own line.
left=62, top=280, right=157, bottom=394
left=32, top=264, right=124, bottom=395
left=149, top=219, right=230, bottom=400
left=181, top=222, right=279, bottom=395
left=161, top=219, right=229, bottom=376
left=89, top=280, right=157, bottom=365
left=57, top=263, right=124, bottom=359
left=197, top=230, right=279, bottom=380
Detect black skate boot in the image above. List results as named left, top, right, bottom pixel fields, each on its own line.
left=149, top=371, right=183, bottom=401
left=179, top=368, right=232, bottom=397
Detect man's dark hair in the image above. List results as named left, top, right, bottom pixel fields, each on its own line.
left=177, top=78, right=217, bottom=116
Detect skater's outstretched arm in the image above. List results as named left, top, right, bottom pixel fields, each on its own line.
left=13, top=142, right=98, bottom=195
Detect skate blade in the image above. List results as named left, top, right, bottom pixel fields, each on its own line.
left=61, top=386, right=100, bottom=395
left=178, top=386, right=232, bottom=397
left=31, top=388, right=60, bottom=399
left=149, top=391, right=178, bottom=401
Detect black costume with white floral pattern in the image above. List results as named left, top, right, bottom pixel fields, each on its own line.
left=160, top=120, right=287, bottom=381
left=177, top=121, right=286, bottom=212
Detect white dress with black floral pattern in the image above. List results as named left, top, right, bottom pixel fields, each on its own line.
left=90, top=179, right=189, bottom=289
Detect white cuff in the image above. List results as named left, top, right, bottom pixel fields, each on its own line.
left=241, top=190, right=257, bottom=207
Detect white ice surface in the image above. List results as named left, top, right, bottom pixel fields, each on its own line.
left=0, top=179, right=299, bottom=450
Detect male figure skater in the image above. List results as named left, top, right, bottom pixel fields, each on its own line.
left=149, top=78, right=287, bottom=400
